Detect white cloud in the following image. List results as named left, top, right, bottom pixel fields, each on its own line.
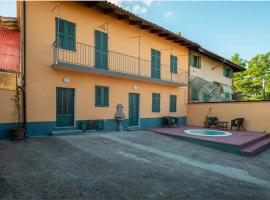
left=163, top=11, right=173, bottom=18
left=143, top=0, right=152, bottom=7
left=108, top=0, right=124, bottom=6
left=132, top=4, right=147, bottom=14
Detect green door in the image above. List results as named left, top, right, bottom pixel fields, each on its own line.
left=129, top=93, right=140, bottom=127
left=56, top=87, right=75, bottom=127
left=151, top=49, right=161, bottom=79
left=95, top=30, right=108, bottom=69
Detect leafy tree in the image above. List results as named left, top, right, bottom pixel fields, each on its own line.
left=231, top=52, right=270, bottom=100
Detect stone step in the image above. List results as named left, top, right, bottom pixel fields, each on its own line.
left=52, top=129, right=83, bottom=136
left=239, top=134, right=269, bottom=148
left=127, top=126, right=143, bottom=131
left=241, top=138, right=270, bottom=156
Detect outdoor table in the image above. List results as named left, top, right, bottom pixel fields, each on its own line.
left=217, top=121, right=229, bottom=131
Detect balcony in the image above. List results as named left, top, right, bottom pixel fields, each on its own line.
left=52, top=41, right=188, bottom=87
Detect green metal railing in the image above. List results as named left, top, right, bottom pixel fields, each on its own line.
left=53, top=41, right=188, bottom=85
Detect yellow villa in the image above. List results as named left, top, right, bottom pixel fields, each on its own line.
left=0, top=1, right=243, bottom=137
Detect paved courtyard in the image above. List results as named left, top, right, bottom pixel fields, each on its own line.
left=0, top=130, right=270, bottom=200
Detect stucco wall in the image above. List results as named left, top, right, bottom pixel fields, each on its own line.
left=190, top=53, right=232, bottom=86
left=0, top=90, right=17, bottom=123
left=24, top=1, right=188, bottom=123
left=187, top=102, right=270, bottom=133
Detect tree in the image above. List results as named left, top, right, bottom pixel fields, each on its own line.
left=231, top=52, right=270, bottom=100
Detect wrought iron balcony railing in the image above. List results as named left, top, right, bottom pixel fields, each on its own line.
left=53, top=41, right=188, bottom=85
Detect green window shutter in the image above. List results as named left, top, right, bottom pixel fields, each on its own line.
left=190, top=55, right=194, bottom=67
left=55, top=18, right=75, bottom=51
left=95, top=86, right=109, bottom=107
left=152, top=93, right=160, bottom=112
left=223, top=66, right=227, bottom=77
left=67, top=22, right=76, bottom=50
left=198, top=56, right=202, bottom=68
left=170, top=55, right=178, bottom=73
left=95, top=30, right=101, bottom=68
left=151, top=49, right=161, bottom=79
left=170, top=55, right=173, bottom=73
left=55, top=18, right=65, bottom=48
left=170, top=95, right=177, bottom=112
left=230, top=69, right=233, bottom=78
left=104, top=87, right=109, bottom=106
left=95, top=30, right=108, bottom=69
left=95, top=86, right=101, bottom=106
left=102, top=32, right=108, bottom=69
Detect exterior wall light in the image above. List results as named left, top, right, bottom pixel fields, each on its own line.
left=63, top=77, right=70, bottom=83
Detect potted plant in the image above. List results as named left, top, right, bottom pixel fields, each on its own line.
left=10, top=86, right=26, bottom=140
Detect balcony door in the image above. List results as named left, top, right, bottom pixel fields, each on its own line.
left=151, top=49, right=161, bottom=79
left=95, top=30, right=108, bottom=69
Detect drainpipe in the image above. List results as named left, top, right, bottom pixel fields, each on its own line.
left=22, top=1, right=27, bottom=135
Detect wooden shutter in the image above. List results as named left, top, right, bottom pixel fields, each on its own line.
left=151, top=49, right=161, bottom=79
left=170, top=95, right=177, bottom=112
left=102, top=32, right=108, bottom=69
left=95, top=86, right=101, bottom=106
left=229, top=69, right=233, bottom=78
left=103, top=87, right=109, bottom=106
left=198, top=56, right=201, bottom=68
left=55, top=18, right=75, bottom=50
left=223, top=66, right=227, bottom=77
left=190, top=54, right=194, bottom=67
left=95, top=30, right=108, bottom=69
left=67, top=22, right=76, bottom=50
left=95, top=30, right=101, bottom=68
left=55, top=18, right=65, bottom=48
left=170, top=55, right=178, bottom=73
left=152, top=93, right=160, bottom=112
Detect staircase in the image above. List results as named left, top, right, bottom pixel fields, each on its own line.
left=240, top=135, right=270, bottom=156
left=52, top=127, right=83, bottom=136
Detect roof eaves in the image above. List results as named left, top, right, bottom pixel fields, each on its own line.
left=88, top=1, right=245, bottom=72
left=94, top=1, right=201, bottom=49
left=198, top=48, right=245, bottom=72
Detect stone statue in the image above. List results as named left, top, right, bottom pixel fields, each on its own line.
left=114, top=104, right=125, bottom=131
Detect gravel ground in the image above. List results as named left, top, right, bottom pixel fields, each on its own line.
left=0, top=130, right=270, bottom=200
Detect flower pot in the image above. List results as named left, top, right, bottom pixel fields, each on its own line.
left=10, top=127, right=26, bottom=140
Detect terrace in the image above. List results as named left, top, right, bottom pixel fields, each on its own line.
left=52, top=41, right=188, bottom=87
left=150, top=126, right=270, bottom=156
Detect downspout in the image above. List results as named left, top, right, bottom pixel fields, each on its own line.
left=22, top=1, right=27, bottom=135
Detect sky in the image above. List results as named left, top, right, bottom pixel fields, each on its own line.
left=1, top=0, right=269, bottom=61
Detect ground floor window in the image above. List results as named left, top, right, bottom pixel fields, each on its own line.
left=170, top=95, right=177, bottom=112
left=95, top=86, right=109, bottom=107
left=152, top=93, right=160, bottom=112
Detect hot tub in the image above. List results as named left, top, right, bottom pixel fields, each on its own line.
left=184, top=129, right=232, bottom=137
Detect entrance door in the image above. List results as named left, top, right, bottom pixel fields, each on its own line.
left=129, top=93, right=140, bottom=127
left=56, top=87, right=75, bottom=127
left=94, top=30, right=108, bottom=69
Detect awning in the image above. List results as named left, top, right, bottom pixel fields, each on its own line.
left=190, top=76, right=221, bottom=96
left=0, top=29, right=20, bottom=73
